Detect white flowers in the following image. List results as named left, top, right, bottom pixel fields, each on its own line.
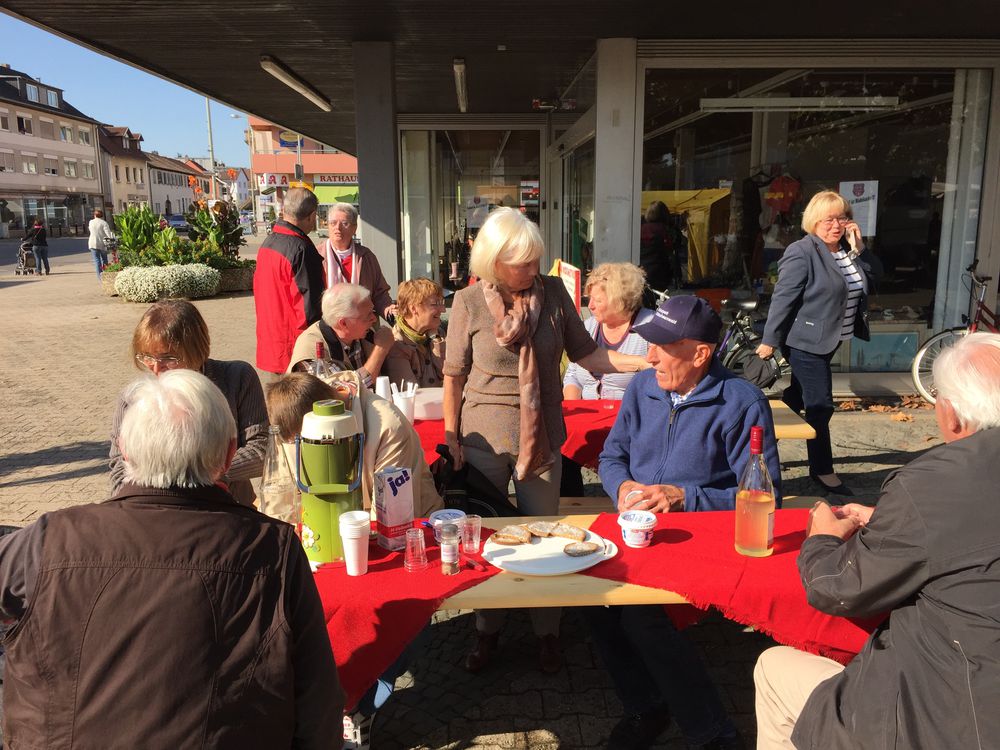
left=115, top=264, right=221, bottom=303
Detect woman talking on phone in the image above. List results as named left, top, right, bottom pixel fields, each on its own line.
left=756, top=190, right=875, bottom=496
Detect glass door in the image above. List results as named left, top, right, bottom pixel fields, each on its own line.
left=400, top=128, right=542, bottom=288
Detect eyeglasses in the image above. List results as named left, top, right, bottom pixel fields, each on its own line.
left=820, top=216, right=850, bottom=226
left=329, top=220, right=355, bottom=229
left=422, top=300, right=447, bottom=309
left=136, top=353, right=182, bottom=368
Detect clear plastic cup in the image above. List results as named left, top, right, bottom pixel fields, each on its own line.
left=461, top=514, right=483, bottom=554
left=404, top=528, right=429, bottom=572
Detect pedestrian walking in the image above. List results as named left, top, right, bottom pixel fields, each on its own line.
left=87, top=209, right=114, bottom=278
left=25, top=216, right=49, bottom=276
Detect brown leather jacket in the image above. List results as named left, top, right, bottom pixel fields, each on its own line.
left=0, top=484, right=343, bottom=750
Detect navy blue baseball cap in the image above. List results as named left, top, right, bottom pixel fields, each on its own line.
left=631, top=295, right=722, bottom=345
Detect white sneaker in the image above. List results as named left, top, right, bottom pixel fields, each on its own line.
left=343, top=710, right=375, bottom=750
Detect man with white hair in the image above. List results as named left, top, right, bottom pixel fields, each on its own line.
left=754, top=331, right=1000, bottom=748
left=287, top=282, right=394, bottom=390
left=0, top=370, right=344, bottom=749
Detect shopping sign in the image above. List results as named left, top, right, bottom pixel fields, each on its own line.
left=257, top=173, right=291, bottom=191
left=315, top=174, right=359, bottom=185
left=549, top=259, right=582, bottom=314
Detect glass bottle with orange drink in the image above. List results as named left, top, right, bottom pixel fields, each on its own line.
left=735, top=425, right=775, bottom=557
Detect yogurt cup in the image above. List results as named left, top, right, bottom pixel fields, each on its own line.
left=428, top=508, right=467, bottom=542
left=617, top=509, right=657, bottom=548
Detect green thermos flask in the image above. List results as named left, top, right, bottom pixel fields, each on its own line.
left=296, top=399, right=365, bottom=564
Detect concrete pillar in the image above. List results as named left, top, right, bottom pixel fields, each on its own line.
left=353, top=42, right=402, bottom=290
left=593, top=38, right=638, bottom=263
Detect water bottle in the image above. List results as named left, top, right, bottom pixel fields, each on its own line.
left=261, top=425, right=300, bottom=531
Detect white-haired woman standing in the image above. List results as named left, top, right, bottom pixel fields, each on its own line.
left=443, top=207, right=649, bottom=675
left=757, top=190, right=876, bottom=496
left=319, top=203, right=396, bottom=321
left=561, top=262, right=653, bottom=495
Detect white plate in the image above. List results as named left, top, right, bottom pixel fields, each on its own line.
left=482, top=528, right=618, bottom=576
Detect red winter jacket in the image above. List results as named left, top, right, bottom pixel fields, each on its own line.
left=254, top=220, right=326, bottom=373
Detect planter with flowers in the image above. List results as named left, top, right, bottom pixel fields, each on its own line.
left=103, top=201, right=254, bottom=299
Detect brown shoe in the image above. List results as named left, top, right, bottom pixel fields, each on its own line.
left=538, top=634, right=562, bottom=674
left=464, top=631, right=499, bottom=673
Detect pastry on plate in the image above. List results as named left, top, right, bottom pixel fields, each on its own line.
left=526, top=521, right=557, bottom=537
left=551, top=523, right=587, bottom=542
left=490, top=525, right=532, bottom=545
left=563, top=541, right=602, bottom=557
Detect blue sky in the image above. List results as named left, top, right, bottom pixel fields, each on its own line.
left=1, top=14, right=251, bottom=167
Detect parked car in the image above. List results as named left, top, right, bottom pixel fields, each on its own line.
left=163, top=214, right=188, bottom=230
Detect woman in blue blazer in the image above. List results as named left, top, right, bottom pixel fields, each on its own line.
left=757, top=190, right=873, bottom=495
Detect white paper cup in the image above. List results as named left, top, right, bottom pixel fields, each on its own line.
left=375, top=376, right=392, bottom=401
left=392, top=393, right=416, bottom=423
left=340, top=534, right=369, bottom=576
left=617, top=510, right=657, bottom=549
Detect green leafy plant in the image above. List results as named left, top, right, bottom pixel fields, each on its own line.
left=114, top=264, right=221, bottom=303
left=186, top=200, right=246, bottom=258
left=113, top=204, right=160, bottom=266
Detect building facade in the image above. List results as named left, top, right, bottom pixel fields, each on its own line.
left=248, top=117, right=357, bottom=223
left=0, top=63, right=103, bottom=238
left=98, top=125, right=151, bottom=215
left=146, top=153, right=201, bottom=216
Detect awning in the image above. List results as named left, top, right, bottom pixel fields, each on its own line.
left=314, top=185, right=359, bottom=205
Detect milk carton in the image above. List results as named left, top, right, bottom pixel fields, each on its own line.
left=374, top=466, right=414, bottom=551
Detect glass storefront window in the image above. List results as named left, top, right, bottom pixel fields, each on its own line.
left=640, top=68, right=991, bottom=344
left=400, top=128, right=541, bottom=288
left=561, top=138, right=596, bottom=278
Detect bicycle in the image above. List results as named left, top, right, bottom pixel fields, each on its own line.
left=645, top=287, right=790, bottom=383
left=911, top=259, right=997, bottom=404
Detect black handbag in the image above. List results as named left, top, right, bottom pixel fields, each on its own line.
left=431, top=444, right=521, bottom=518
left=740, top=353, right=782, bottom=389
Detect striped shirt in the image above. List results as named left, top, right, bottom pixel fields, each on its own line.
left=833, top=249, right=865, bottom=340
left=563, top=308, right=653, bottom=400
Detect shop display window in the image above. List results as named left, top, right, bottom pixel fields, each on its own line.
left=640, top=67, right=991, bottom=341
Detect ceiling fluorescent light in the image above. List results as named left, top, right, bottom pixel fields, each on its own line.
left=260, top=55, right=332, bottom=112
left=699, top=96, right=899, bottom=113
left=453, top=58, right=468, bottom=113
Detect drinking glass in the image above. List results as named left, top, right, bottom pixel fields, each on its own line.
left=404, top=528, right=429, bottom=572
left=461, top=514, right=483, bottom=554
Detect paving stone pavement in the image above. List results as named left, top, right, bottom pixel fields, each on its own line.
left=0, top=237, right=942, bottom=748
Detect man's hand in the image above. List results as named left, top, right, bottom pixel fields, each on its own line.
left=807, top=501, right=861, bottom=540
left=618, top=481, right=685, bottom=513
left=384, top=303, right=398, bottom=321
left=372, top=325, right=395, bottom=350
left=832, top=503, right=875, bottom=527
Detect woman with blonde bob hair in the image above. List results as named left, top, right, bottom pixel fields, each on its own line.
left=384, top=277, right=447, bottom=388
left=109, top=299, right=269, bottom=506
left=758, top=190, right=876, bottom=496
left=561, top=262, right=653, bottom=495
left=444, top=207, right=649, bottom=675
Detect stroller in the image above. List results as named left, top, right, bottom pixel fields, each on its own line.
left=15, top=241, right=37, bottom=275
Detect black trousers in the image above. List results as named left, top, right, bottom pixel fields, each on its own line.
left=781, top=344, right=839, bottom=476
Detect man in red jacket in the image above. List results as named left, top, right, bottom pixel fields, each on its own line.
left=255, top=187, right=326, bottom=373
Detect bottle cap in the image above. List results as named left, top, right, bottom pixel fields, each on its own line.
left=315, top=341, right=324, bottom=358
left=750, top=425, right=763, bottom=454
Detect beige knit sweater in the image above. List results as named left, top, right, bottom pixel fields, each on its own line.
left=443, top=276, right=597, bottom=456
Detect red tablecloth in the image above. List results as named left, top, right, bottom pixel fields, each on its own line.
left=583, top=510, right=885, bottom=664
left=313, top=524, right=498, bottom=710
left=413, top=399, right=621, bottom=468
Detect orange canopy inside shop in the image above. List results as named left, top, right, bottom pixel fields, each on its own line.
left=641, top=189, right=731, bottom=283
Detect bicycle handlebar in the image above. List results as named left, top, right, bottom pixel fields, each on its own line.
left=966, top=259, right=992, bottom=284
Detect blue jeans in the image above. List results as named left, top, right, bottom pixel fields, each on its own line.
left=32, top=245, right=49, bottom=274
left=91, top=249, right=108, bottom=277
left=354, top=623, right=431, bottom=716
left=781, top=345, right=838, bottom=475
left=582, top=605, right=736, bottom=745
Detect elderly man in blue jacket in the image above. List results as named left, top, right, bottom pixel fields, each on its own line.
left=590, top=295, right=782, bottom=750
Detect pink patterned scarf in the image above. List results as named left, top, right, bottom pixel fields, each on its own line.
left=481, top=277, right=551, bottom=480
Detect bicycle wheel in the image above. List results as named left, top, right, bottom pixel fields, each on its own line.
left=911, top=328, right=967, bottom=404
